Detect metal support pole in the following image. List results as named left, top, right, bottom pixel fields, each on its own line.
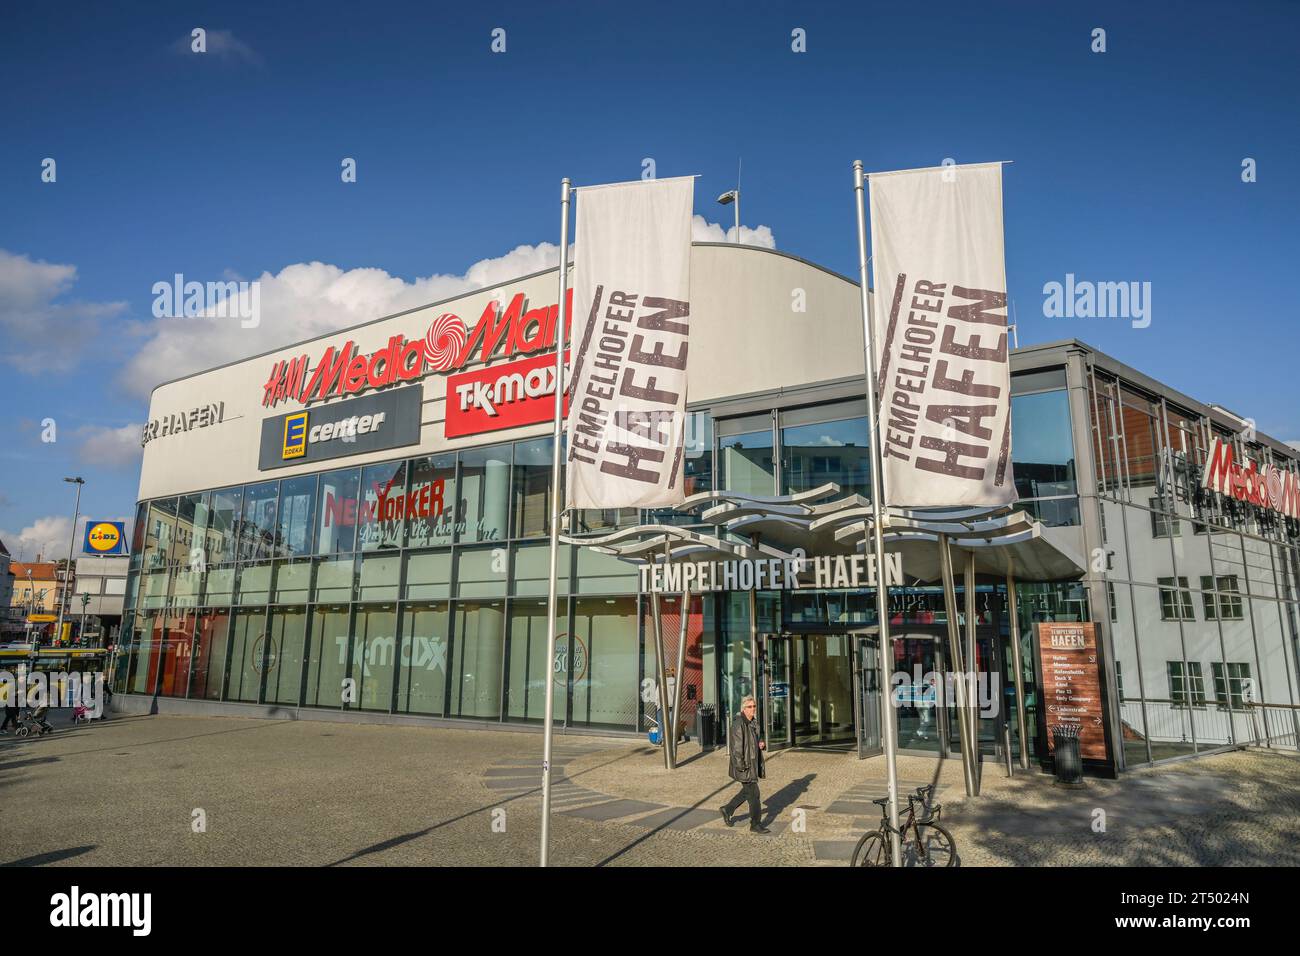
left=653, top=538, right=675, bottom=770
left=671, top=585, right=691, bottom=765
left=853, top=160, right=901, bottom=866
left=539, top=177, right=571, bottom=868
left=55, top=479, right=83, bottom=646
left=964, top=550, right=981, bottom=796
left=939, top=535, right=978, bottom=797
left=1005, top=571, right=1031, bottom=770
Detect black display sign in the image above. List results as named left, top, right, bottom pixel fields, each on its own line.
left=258, top=386, right=423, bottom=471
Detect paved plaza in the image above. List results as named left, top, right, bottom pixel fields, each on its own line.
left=3, top=712, right=1298, bottom=867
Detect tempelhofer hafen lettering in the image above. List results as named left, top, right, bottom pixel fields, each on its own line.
left=639, top=552, right=904, bottom=594
left=140, top=402, right=225, bottom=447
left=879, top=277, right=1010, bottom=485
left=567, top=288, right=689, bottom=487
left=49, top=886, right=151, bottom=936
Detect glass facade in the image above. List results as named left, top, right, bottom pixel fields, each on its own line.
left=1089, top=369, right=1300, bottom=768
left=117, top=358, right=1300, bottom=774
left=117, top=436, right=644, bottom=731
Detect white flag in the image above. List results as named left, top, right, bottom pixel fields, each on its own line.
left=869, top=162, right=1016, bottom=507
left=565, top=177, right=694, bottom=510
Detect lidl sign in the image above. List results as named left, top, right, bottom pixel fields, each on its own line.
left=83, top=521, right=127, bottom=555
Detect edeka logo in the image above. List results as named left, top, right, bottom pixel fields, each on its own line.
left=282, top=411, right=308, bottom=459
left=261, top=288, right=574, bottom=409
left=49, top=886, right=151, bottom=936
left=445, top=350, right=570, bottom=439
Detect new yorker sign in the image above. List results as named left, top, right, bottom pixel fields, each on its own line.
left=640, top=551, right=904, bottom=594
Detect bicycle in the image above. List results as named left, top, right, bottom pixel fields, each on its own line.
left=851, top=784, right=957, bottom=867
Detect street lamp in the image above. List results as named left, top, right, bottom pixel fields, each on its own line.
left=716, top=189, right=740, bottom=243
left=54, top=476, right=85, bottom=648
left=25, top=569, right=33, bottom=644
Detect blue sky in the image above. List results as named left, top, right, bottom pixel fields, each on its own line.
left=1, top=0, right=1297, bottom=558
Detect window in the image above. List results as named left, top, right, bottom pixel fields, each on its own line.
left=449, top=601, right=505, bottom=718
left=207, top=487, right=242, bottom=565
left=406, top=454, right=456, bottom=547
left=143, top=498, right=179, bottom=571
left=225, top=608, right=267, bottom=703
left=719, top=421, right=775, bottom=496
left=781, top=416, right=871, bottom=498
left=1010, top=389, right=1078, bottom=504
left=457, top=445, right=512, bottom=544
left=359, top=461, right=406, bottom=552
left=264, top=607, right=308, bottom=706
left=277, top=475, right=317, bottom=557
left=305, top=605, right=352, bottom=708
left=1158, top=577, right=1195, bottom=621
left=1106, top=581, right=1118, bottom=623
left=511, top=437, right=555, bottom=539
left=1115, top=658, right=1124, bottom=700
left=397, top=602, right=449, bottom=715
left=1149, top=497, right=1180, bottom=538
left=1167, top=660, right=1206, bottom=707
left=239, top=482, right=280, bottom=562
left=1200, top=575, right=1244, bottom=621
left=350, top=603, right=398, bottom=711
left=315, top=468, right=360, bottom=554
left=1212, top=662, right=1253, bottom=711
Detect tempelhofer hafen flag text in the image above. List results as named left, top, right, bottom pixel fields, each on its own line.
left=565, top=176, right=694, bottom=509
left=869, top=162, right=1017, bottom=507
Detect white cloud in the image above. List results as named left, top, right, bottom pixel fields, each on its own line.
left=1, top=515, right=73, bottom=565
left=170, top=29, right=262, bottom=65
left=0, top=249, right=127, bottom=373
left=691, top=215, right=776, bottom=249
left=119, top=218, right=775, bottom=397
left=76, top=423, right=145, bottom=470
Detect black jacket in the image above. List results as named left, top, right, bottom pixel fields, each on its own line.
left=728, top=712, right=765, bottom=783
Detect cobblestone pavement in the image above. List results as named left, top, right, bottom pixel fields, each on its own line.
left=3, top=713, right=1297, bottom=866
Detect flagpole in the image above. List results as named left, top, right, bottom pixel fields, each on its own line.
left=853, top=160, right=901, bottom=867
left=540, top=176, right=571, bottom=868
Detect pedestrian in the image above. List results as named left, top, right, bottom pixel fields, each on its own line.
left=720, top=695, right=769, bottom=833
left=0, top=679, right=18, bottom=734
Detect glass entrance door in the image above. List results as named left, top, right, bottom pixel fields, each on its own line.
left=791, top=632, right=856, bottom=748
left=761, top=634, right=793, bottom=750
left=892, top=633, right=945, bottom=754
left=944, top=628, right=1004, bottom=759
left=854, top=632, right=883, bottom=758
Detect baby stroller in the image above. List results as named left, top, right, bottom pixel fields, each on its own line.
left=72, top=702, right=94, bottom=724
left=15, top=705, right=54, bottom=738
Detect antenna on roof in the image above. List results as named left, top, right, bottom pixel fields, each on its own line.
left=1009, top=299, right=1020, bottom=350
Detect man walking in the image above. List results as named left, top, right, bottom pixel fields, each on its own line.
left=720, top=695, right=769, bottom=833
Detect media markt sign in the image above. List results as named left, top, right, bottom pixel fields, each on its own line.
left=1201, top=436, right=1300, bottom=520
left=258, top=386, right=423, bottom=471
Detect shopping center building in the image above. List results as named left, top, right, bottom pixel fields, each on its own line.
left=114, top=242, right=1300, bottom=774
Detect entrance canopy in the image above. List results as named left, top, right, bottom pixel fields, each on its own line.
left=563, top=483, right=1085, bottom=584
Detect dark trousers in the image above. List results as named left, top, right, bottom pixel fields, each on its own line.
left=0, top=707, right=17, bottom=731
left=724, top=781, right=763, bottom=827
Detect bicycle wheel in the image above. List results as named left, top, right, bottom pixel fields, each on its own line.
left=16, top=726, right=29, bottom=738
left=850, top=830, right=889, bottom=867
left=902, top=823, right=957, bottom=867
